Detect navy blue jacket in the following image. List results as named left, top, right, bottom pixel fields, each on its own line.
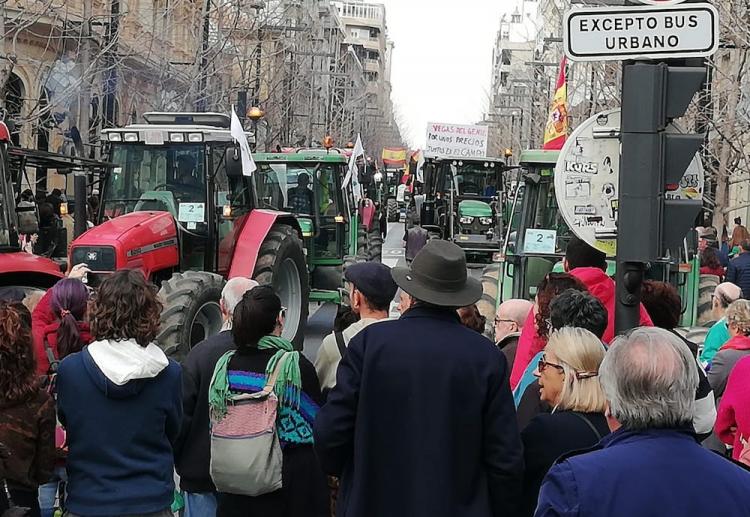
left=727, top=252, right=750, bottom=299
left=535, top=428, right=750, bottom=517
left=57, top=347, right=182, bottom=517
left=314, top=306, right=524, bottom=517
left=174, top=330, right=235, bottom=493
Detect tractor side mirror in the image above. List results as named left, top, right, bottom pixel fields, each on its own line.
left=225, top=146, right=243, bottom=177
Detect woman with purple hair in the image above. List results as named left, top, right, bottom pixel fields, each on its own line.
left=32, top=278, right=91, bottom=376
left=33, top=278, right=92, bottom=517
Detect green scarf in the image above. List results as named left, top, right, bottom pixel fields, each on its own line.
left=209, top=335, right=301, bottom=420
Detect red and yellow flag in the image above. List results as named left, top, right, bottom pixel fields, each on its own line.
left=543, top=57, right=568, bottom=150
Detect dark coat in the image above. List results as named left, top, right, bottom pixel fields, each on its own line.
left=314, top=306, right=524, bottom=517
left=727, top=252, right=750, bottom=299
left=174, top=330, right=235, bottom=493
left=520, top=411, right=609, bottom=517
left=535, top=428, right=750, bottom=517
left=497, top=333, right=520, bottom=368
left=0, top=387, right=55, bottom=490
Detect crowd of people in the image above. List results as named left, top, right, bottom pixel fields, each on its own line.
left=3, top=234, right=750, bottom=516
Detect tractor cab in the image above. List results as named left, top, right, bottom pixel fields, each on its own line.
left=417, top=154, right=508, bottom=261
left=252, top=149, right=382, bottom=303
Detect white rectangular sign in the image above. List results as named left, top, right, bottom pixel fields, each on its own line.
left=425, top=122, right=488, bottom=158
left=564, top=3, right=719, bottom=62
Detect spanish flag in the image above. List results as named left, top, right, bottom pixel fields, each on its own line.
left=543, top=57, right=568, bottom=150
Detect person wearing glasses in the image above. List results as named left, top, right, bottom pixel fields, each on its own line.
left=515, top=289, right=608, bottom=431
left=536, top=328, right=750, bottom=517
left=494, top=299, right=533, bottom=367
left=701, top=282, right=743, bottom=365
left=520, top=326, right=609, bottom=517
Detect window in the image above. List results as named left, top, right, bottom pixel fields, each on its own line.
left=501, top=49, right=511, bottom=66
left=511, top=13, right=522, bottom=23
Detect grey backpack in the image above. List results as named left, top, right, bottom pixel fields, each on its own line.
left=209, top=357, right=285, bottom=496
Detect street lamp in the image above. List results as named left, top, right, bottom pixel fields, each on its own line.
left=247, top=106, right=264, bottom=151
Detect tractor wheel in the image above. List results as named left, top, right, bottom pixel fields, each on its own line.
left=387, top=198, right=399, bottom=222
left=367, top=225, right=383, bottom=262
left=253, top=224, right=310, bottom=349
left=157, top=271, right=226, bottom=361
left=697, top=274, right=720, bottom=325
left=477, top=263, right=502, bottom=339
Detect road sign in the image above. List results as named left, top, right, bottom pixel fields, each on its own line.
left=554, top=109, right=704, bottom=257
left=564, top=3, right=719, bottom=62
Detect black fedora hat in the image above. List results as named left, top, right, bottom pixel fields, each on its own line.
left=391, top=240, right=482, bottom=307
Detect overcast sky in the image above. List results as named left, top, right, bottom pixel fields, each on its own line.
left=381, top=0, right=510, bottom=148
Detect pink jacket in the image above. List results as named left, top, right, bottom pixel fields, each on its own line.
left=509, top=267, right=653, bottom=388
left=716, top=355, right=750, bottom=460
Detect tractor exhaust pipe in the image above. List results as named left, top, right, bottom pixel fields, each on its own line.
left=74, top=169, right=88, bottom=238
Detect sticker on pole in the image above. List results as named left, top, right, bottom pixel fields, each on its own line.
left=564, top=3, right=719, bottom=62
left=554, top=109, right=704, bottom=257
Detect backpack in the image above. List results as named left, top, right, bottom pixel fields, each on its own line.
left=209, top=355, right=285, bottom=496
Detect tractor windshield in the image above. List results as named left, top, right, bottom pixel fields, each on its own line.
left=103, top=143, right=206, bottom=219
left=255, top=163, right=337, bottom=216
left=449, top=162, right=500, bottom=197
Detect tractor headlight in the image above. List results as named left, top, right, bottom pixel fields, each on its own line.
left=459, top=216, right=473, bottom=225
left=480, top=217, right=493, bottom=225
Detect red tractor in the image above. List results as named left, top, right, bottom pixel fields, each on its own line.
left=0, top=121, right=87, bottom=299
left=69, top=113, right=311, bottom=359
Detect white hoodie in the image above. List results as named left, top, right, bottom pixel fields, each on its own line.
left=87, top=339, right=169, bottom=386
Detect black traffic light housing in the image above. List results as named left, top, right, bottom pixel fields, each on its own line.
left=618, top=62, right=706, bottom=262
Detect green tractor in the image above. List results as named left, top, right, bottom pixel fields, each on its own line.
left=477, top=149, right=708, bottom=337
left=252, top=149, right=383, bottom=304
left=408, top=154, right=509, bottom=262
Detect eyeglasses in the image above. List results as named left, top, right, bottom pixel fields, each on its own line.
left=538, top=354, right=565, bottom=374
left=494, top=317, right=515, bottom=325
left=280, top=306, right=287, bottom=320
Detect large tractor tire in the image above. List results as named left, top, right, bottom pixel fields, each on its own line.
left=476, top=263, right=502, bottom=339
left=697, top=274, right=720, bottom=325
left=253, top=224, right=310, bottom=349
left=356, top=225, right=383, bottom=263
left=386, top=198, right=399, bottom=222
left=157, top=271, right=226, bottom=361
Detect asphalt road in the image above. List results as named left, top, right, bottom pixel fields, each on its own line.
left=301, top=222, right=405, bottom=362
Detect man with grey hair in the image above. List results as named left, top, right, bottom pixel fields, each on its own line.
left=174, top=277, right=258, bottom=517
left=535, top=327, right=750, bottom=517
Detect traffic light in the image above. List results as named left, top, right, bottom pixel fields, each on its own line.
left=618, top=62, right=705, bottom=262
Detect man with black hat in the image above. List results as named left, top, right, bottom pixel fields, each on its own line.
left=315, top=262, right=398, bottom=393
left=314, top=240, right=523, bottom=517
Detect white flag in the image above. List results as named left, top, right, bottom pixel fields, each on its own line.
left=342, top=134, right=364, bottom=190
left=230, top=106, right=256, bottom=176
left=415, top=150, right=425, bottom=184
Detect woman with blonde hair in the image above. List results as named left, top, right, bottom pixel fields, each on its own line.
left=520, top=326, right=610, bottom=516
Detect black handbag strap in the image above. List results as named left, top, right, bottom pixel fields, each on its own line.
left=334, top=331, right=347, bottom=358
left=571, top=412, right=603, bottom=441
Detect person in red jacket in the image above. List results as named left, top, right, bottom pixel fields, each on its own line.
left=716, top=354, right=750, bottom=462
left=33, top=278, right=91, bottom=376
left=510, top=237, right=652, bottom=389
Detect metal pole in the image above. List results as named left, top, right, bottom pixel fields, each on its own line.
left=197, top=0, right=211, bottom=112
left=103, top=0, right=119, bottom=128
left=79, top=0, right=92, bottom=154
left=73, top=170, right=87, bottom=238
